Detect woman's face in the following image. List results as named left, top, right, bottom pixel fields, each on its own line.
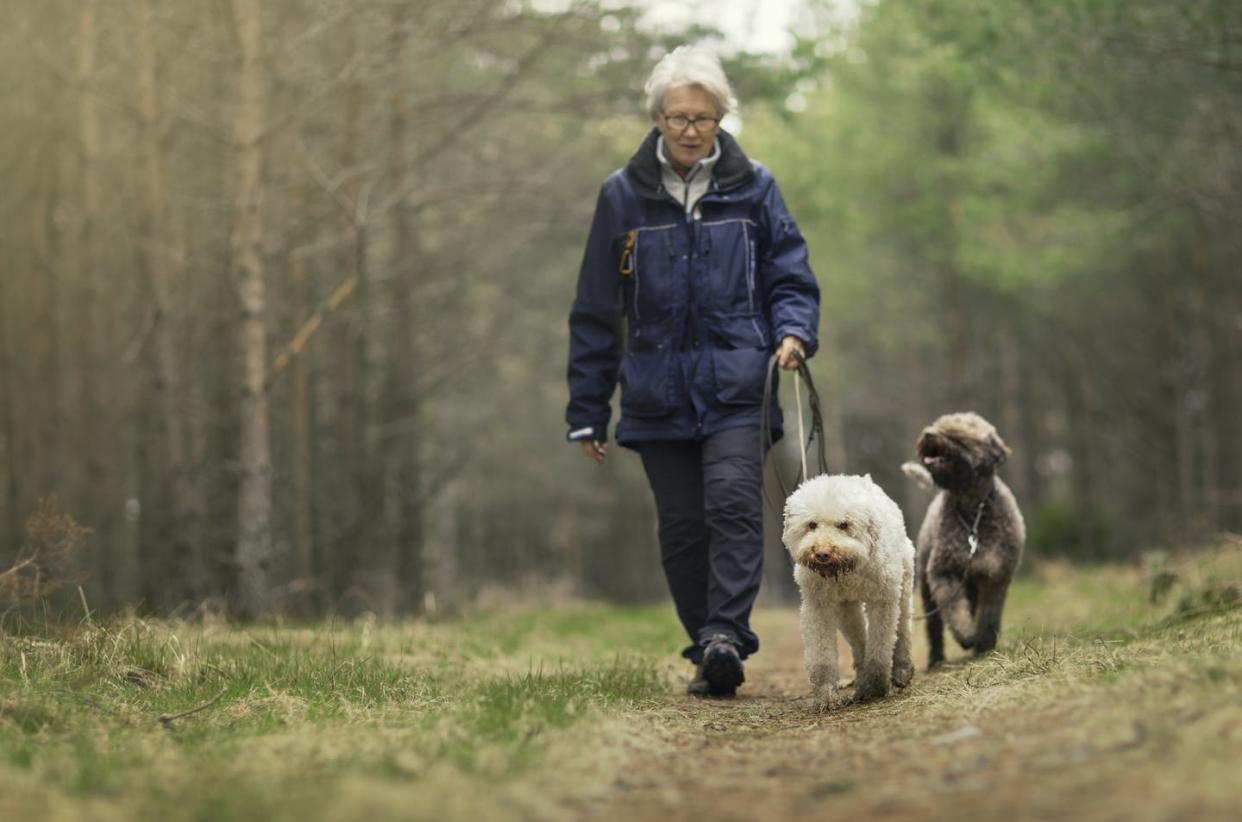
left=657, top=85, right=720, bottom=171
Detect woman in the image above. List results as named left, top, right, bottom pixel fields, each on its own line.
left=565, top=45, right=820, bottom=696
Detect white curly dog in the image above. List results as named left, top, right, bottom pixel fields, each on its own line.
left=782, top=474, right=916, bottom=709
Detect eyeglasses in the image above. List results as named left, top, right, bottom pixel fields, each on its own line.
left=662, top=113, right=720, bottom=133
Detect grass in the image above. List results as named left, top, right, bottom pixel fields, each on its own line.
left=1, top=542, right=1239, bottom=821
left=552, top=542, right=1241, bottom=822
left=0, top=602, right=679, bottom=821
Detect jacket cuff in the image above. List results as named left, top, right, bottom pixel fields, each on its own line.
left=775, top=327, right=818, bottom=358
left=566, top=423, right=608, bottom=443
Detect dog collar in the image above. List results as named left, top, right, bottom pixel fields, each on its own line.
left=955, top=491, right=993, bottom=556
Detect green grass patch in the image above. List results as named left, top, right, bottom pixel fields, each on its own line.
left=1, top=543, right=1238, bottom=821
left=0, top=603, right=683, bottom=820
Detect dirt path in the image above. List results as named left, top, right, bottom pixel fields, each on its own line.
left=578, top=609, right=1242, bottom=821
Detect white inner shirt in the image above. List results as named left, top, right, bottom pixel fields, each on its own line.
left=657, top=135, right=722, bottom=221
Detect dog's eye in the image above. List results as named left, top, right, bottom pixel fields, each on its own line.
left=836, top=520, right=850, bottom=532
left=807, top=521, right=818, bottom=531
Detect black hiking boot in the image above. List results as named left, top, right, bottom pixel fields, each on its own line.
left=700, top=634, right=745, bottom=697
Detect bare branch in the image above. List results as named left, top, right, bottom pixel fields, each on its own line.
left=265, top=274, right=359, bottom=392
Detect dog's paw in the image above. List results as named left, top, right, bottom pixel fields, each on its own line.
left=891, top=661, right=915, bottom=689
left=972, top=633, right=999, bottom=657
left=811, top=685, right=836, bottom=712
left=853, top=673, right=890, bottom=703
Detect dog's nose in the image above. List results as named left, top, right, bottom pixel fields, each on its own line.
left=814, top=551, right=831, bottom=563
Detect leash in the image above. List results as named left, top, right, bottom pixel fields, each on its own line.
left=763, top=353, right=968, bottom=629
left=760, top=350, right=828, bottom=514
left=793, top=372, right=808, bottom=482
left=758, top=352, right=982, bottom=626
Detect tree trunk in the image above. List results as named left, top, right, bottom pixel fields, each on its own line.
left=137, top=0, right=202, bottom=607
left=817, top=345, right=849, bottom=474
left=939, top=235, right=971, bottom=404
left=0, top=272, right=19, bottom=548
left=1066, top=362, right=1103, bottom=556
left=999, top=331, right=1030, bottom=505
left=385, top=9, right=423, bottom=613
left=930, top=87, right=972, bottom=406
left=1187, top=236, right=1219, bottom=537
left=290, top=248, right=316, bottom=606
left=1166, top=292, right=1199, bottom=542
left=323, top=25, right=363, bottom=608
left=77, top=0, right=124, bottom=606
left=231, top=0, right=273, bottom=617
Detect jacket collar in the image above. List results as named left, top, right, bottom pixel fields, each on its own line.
left=656, top=134, right=721, bottom=183
left=625, top=126, right=754, bottom=198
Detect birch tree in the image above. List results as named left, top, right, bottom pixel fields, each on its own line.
left=231, top=0, right=273, bottom=616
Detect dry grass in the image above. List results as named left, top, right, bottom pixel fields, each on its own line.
left=584, top=541, right=1242, bottom=821
left=0, top=498, right=87, bottom=610
left=1, top=542, right=1240, bottom=821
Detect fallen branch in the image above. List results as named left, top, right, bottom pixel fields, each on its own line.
left=158, top=688, right=228, bottom=731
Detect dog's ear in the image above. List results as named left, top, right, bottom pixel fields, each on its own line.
left=860, top=514, right=882, bottom=554
left=981, top=431, right=1011, bottom=471
left=781, top=499, right=798, bottom=549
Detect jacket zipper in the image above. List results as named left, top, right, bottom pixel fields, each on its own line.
left=743, top=223, right=765, bottom=347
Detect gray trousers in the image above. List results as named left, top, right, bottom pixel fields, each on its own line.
left=637, top=426, right=765, bottom=663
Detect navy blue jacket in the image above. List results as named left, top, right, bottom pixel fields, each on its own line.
left=565, top=128, right=820, bottom=448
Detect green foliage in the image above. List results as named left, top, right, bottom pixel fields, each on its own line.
left=1028, top=502, right=1111, bottom=560
left=3, top=0, right=1240, bottom=621
left=741, top=0, right=1242, bottom=559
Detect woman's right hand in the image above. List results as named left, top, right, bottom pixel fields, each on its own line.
left=579, top=440, right=608, bottom=464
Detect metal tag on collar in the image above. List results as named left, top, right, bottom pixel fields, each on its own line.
left=968, top=534, right=979, bottom=556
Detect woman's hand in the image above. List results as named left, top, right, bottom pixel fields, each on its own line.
left=579, top=440, right=608, bottom=464
left=776, top=336, right=806, bottom=370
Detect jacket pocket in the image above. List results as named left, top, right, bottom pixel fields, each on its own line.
left=710, top=314, right=769, bottom=350
left=712, top=347, right=770, bottom=406
left=620, top=346, right=680, bottom=417
left=700, top=218, right=754, bottom=313
left=632, top=226, right=678, bottom=321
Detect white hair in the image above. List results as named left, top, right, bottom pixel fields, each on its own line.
left=643, top=44, right=738, bottom=121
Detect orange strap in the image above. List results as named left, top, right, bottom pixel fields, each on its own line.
left=619, top=230, right=636, bottom=277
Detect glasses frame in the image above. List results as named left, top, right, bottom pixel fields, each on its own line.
left=661, top=112, right=721, bottom=134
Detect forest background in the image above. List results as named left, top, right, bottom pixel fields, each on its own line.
left=1, top=0, right=1239, bottom=618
